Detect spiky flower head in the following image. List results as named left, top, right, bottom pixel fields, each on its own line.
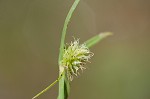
left=61, top=38, right=93, bottom=81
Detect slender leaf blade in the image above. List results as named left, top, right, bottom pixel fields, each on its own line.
left=85, top=32, right=113, bottom=48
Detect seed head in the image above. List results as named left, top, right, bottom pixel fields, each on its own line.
left=61, top=38, right=93, bottom=81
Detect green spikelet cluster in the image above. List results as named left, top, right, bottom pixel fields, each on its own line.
left=61, top=39, right=93, bottom=81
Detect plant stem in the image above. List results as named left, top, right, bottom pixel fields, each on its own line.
left=32, top=72, right=64, bottom=99
left=58, top=0, right=80, bottom=99
left=58, top=0, right=80, bottom=63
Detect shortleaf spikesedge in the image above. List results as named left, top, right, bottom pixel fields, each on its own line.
left=32, top=0, right=112, bottom=99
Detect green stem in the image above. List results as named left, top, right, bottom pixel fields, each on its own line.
left=32, top=72, right=64, bottom=99
left=58, top=0, right=80, bottom=99
left=58, top=0, right=80, bottom=63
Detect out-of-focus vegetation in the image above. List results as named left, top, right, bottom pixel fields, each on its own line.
left=0, top=0, right=150, bottom=99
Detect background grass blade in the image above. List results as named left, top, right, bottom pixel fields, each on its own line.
left=85, top=32, right=113, bottom=48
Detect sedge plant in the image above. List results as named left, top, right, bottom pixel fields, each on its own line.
left=32, top=0, right=112, bottom=99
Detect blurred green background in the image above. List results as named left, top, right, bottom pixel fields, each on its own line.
left=0, top=0, right=150, bottom=99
